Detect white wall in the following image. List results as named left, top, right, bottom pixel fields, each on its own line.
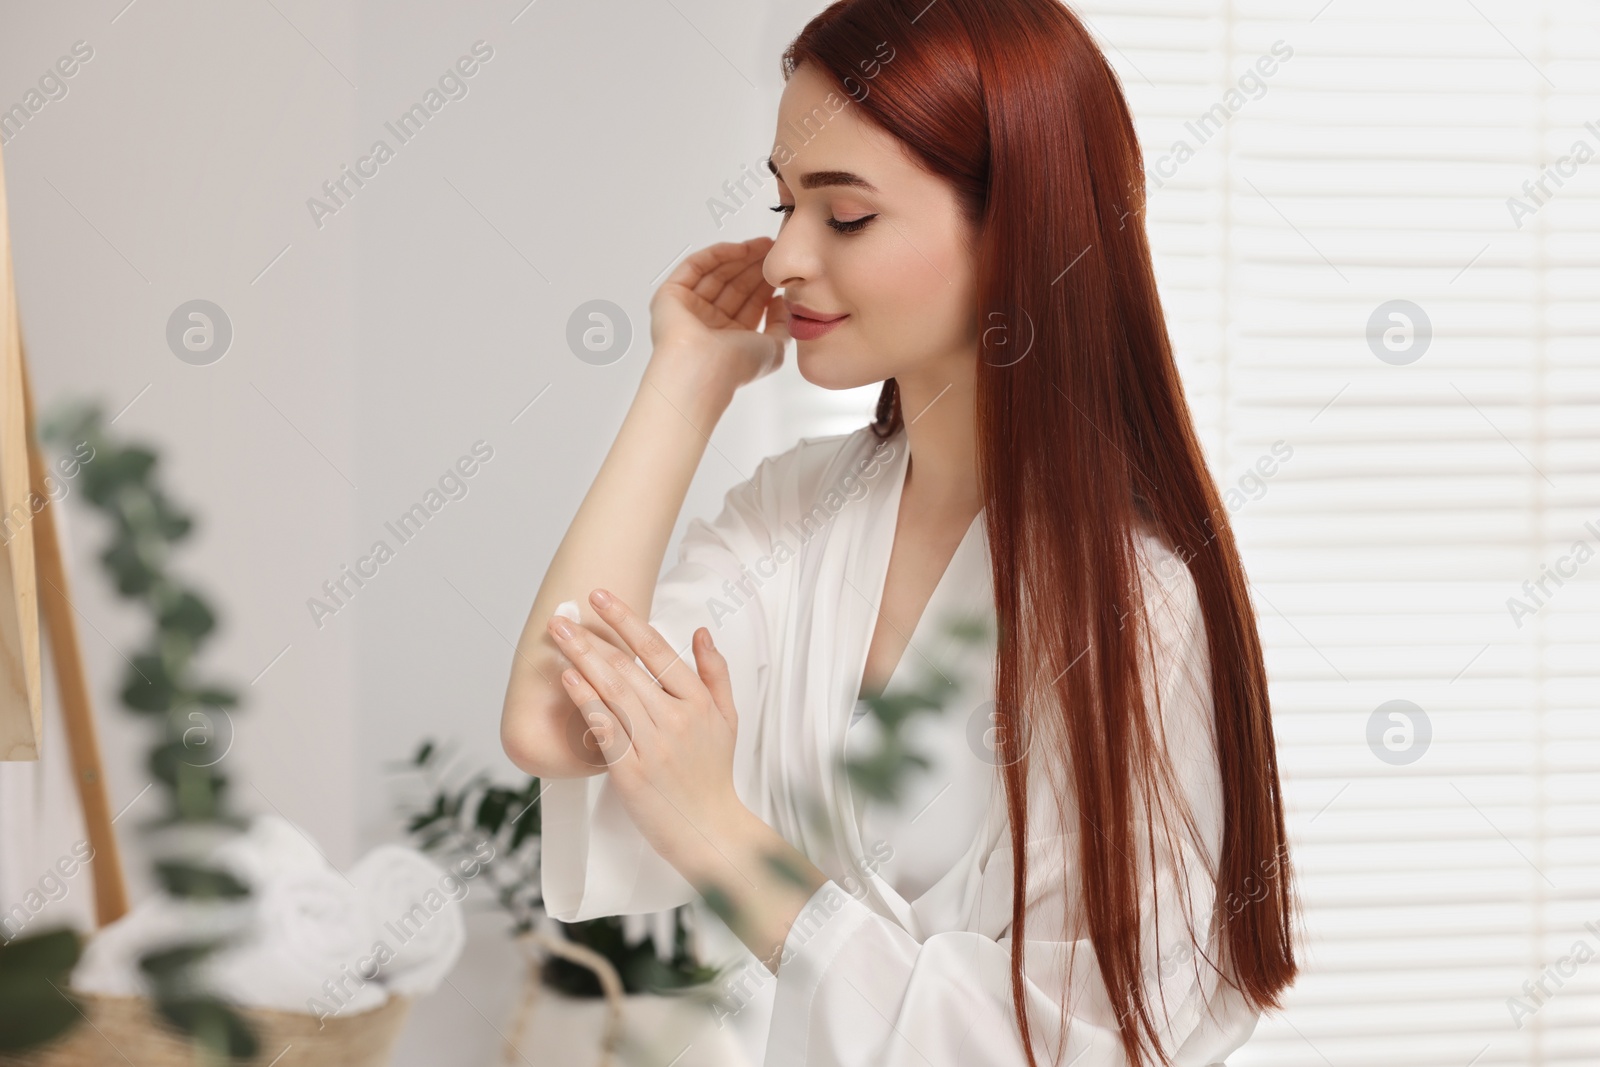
left=2, top=0, right=364, bottom=903
left=0, top=0, right=839, bottom=1062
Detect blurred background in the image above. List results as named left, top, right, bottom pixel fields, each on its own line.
left=0, top=0, right=1594, bottom=1064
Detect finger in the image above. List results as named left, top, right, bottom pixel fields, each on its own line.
left=711, top=250, right=775, bottom=324
left=733, top=272, right=776, bottom=330
left=667, top=263, right=758, bottom=333
left=692, top=628, right=739, bottom=735
left=751, top=296, right=789, bottom=377
left=664, top=241, right=753, bottom=292
left=547, top=616, right=663, bottom=731
left=761, top=292, right=791, bottom=345
left=559, top=668, right=635, bottom=768
left=694, top=254, right=759, bottom=315
left=674, top=241, right=767, bottom=313
left=586, top=589, right=706, bottom=701
left=688, top=256, right=768, bottom=331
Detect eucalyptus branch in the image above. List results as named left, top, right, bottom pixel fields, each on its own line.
left=40, top=400, right=258, bottom=1062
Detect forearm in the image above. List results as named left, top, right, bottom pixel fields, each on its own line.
left=501, top=361, right=731, bottom=778
left=673, top=804, right=830, bottom=976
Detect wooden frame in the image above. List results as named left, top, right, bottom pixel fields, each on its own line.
left=0, top=139, right=128, bottom=926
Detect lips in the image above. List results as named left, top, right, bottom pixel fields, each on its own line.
left=786, top=301, right=849, bottom=341
left=785, top=300, right=849, bottom=341
left=786, top=300, right=847, bottom=324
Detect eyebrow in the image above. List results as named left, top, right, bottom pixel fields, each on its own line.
left=766, top=154, right=880, bottom=194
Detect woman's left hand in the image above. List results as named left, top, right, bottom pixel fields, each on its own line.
left=546, top=589, right=748, bottom=871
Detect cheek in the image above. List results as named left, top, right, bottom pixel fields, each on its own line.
left=848, top=236, right=975, bottom=357
left=794, top=229, right=977, bottom=391
left=790, top=245, right=912, bottom=385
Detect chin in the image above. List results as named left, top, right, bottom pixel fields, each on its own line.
left=796, top=343, right=885, bottom=392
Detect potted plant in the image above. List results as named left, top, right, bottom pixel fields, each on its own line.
left=393, top=739, right=747, bottom=1067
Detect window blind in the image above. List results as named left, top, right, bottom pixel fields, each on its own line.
left=784, top=1, right=1600, bottom=1063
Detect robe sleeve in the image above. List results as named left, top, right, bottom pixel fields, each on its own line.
left=541, top=453, right=782, bottom=922
left=763, top=552, right=1260, bottom=1066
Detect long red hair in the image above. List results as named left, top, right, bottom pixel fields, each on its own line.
left=781, top=2, right=1299, bottom=1064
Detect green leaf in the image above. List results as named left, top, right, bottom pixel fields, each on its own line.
left=153, top=861, right=250, bottom=901
left=148, top=740, right=228, bottom=790
left=190, top=686, right=239, bottom=709
left=858, top=690, right=941, bottom=729
left=38, top=401, right=100, bottom=449
left=140, top=810, right=250, bottom=835
left=158, top=592, right=216, bottom=641
left=762, top=852, right=812, bottom=890
left=150, top=493, right=194, bottom=541
left=475, top=788, right=512, bottom=836
left=112, top=446, right=159, bottom=484
left=406, top=795, right=447, bottom=834
left=414, top=740, right=435, bottom=765
left=844, top=743, right=932, bottom=804
left=414, top=827, right=455, bottom=853
left=154, top=996, right=258, bottom=1060
left=122, top=653, right=179, bottom=713
left=941, top=612, right=993, bottom=645
left=0, top=927, right=85, bottom=1053
left=843, top=759, right=896, bottom=802
left=138, top=938, right=231, bottom=979
left=700, top=886, right=738, bottom=930
left=100, top=536, right=159, bottom=597
left=0, top=976, right=83, bottom=1052
left=171, top=765, right=232, bottom=822
left=509, top=782, right=541, bottom=851
left=0, top=926, right=81, bottom=974
left=538, top=916, right=718, bottom=997
left=82, top=446, right=157, bottom=507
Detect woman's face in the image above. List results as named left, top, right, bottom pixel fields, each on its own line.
left=763, top=63, right=980, bottom=392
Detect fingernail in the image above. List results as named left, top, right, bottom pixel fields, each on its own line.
left=590, top=588, right=613, bottom=608
left=549, top=616, right=574, bottom=639
left=562, top=668, right=580, bottom=686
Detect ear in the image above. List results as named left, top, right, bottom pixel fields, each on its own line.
left=693, top=628, right=739, bottom=736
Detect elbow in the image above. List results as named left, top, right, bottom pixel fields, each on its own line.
left=501, top=682, right=596, bottom=780
left=499, top=704, right=543, bottom=777
left=501, top=691, right=559, bottom=778
left=500, top=639, right=561, bottom=776
left=502, top=630, right=624, bottom=778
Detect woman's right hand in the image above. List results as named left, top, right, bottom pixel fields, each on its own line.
left=647, top=237, right=789, bottom=404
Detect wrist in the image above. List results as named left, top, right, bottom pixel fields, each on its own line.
left=642, top=348, right=736, bottom=422
left=671, top=799, right=762, bottom=887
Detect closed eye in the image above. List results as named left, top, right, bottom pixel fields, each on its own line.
left=769, top=204, right=876, bottom=234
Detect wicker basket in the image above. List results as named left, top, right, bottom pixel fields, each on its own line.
left=0, top=990, right=412, bottom=1067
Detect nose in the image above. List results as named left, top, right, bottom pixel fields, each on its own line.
left=761, top=216, right=815, bottom=291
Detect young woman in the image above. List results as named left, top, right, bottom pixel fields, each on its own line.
left=500, top=1, right=1299, bottom=1063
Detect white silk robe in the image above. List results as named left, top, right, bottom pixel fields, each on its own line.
left=541, top=424, right=1263, bottom=1066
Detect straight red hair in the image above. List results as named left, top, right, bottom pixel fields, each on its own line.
left=782, top=2, right=1299, bottom=1064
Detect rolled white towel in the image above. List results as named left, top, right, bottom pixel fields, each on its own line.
left=205, top=867, right=386, bottom=1014
left=72, top=900, right=167, bottom=998
left=210, top=814, right=330, bottom=890
left=71, top=895, right=249, bottom=1000
left=347, top=845, right=466, bottom=997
